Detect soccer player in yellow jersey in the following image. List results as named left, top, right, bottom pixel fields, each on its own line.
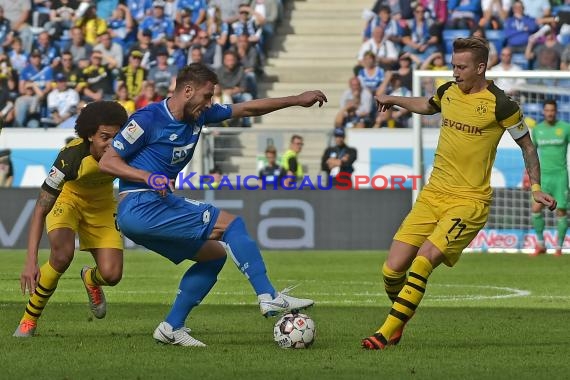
left=361, top=37, right=557, bottom=350
left=13, top=101, right=128, bottom=337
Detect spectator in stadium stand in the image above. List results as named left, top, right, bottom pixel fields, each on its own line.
left=370, top=0, right=404, bottom=21
left=177, top=0, right=207, bottom=26
left=68, top=26, right=93, bottom=68
left=358, top=25, right=399, bottom=71
left=446, top=0, right=482, bottom=30
left=33, top=31, right=60, bottom=69
left=209, top=0, right=242, bottom=25
left=401, top=3, right=442, bottom=60
left=174, top=7, right=201, bottom=48
left=194, top=29, right=222, bottom=70
left=117, top=50, right=148, bottom=101
left=258, top=145, right=285, bottom=187
left=364, top=5, right=403, bottom=46
left=232, top=34, right=261, bottom=99
left=165, top=36, right=188, bottom=70
left=129, top=29, right=153, bottom=69
left=419, top=0, right=448, bottom=26
left=562, top=44, right=570, bottom=71
left=503, top=1, right=539, bottom=54
left=44, top=72, right=79, bottom=126
left=126, top=0, right=153, bottom=25
left=489, top=46, right=526, bottom=95
left=0, top=148, right=14, bottom=187
left=479, top=0, right=511, bottom=30
left=93, top=31, right=124, bottom=71
left=106, top=3, right=135, bottom=52
left=134, top=81, right=162, bottom=109
left=335, top=76, right=373, bottom=129
left=520, top=0, right=551, bottom=19
left=147, top=46, right=177, bottom=97
left=229, top=3, right=263, bottom=47
left=321, top=128, right=358, bottom=187
left=75, top=4, right=108, bottom=46
left=0, top=72, right=15, bottom=126
left=373, top=72, right=412, bottom=128
left=138, top=0, right=175, bottom=45
left=7, top=37, right=28, bottom=73
left=206, top=5, right=229, bottom=49
left=357, top=51, right=386, bottom=96
left=0, top=0, right=33, bottom=53
left=0, top=5, right=15, bottom=52
left=216, top=50, right=253, bottom=127
left=525, top=21, right=564, bottom=73
left=395, top=52, right=421, bottom=92
left=77, top=49, right=114, bottom=102
left=116, top=83, right=136, bottom=115
left=52, top=51, right=82, bottom=89
left=47, top=0, right=78, bottom=44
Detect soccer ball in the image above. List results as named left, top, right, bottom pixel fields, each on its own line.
left=273, top=312, right=316, bottom=349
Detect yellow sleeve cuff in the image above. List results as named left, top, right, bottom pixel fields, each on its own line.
left=531, top=184, right=541, bottom=192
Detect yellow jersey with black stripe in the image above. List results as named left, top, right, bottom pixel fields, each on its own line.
left=427, top=80, right=523, bottom=203
left=42, top=138, right=115, bottom=200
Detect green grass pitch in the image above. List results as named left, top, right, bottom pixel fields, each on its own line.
left=1, top=250, right=570, bottom=379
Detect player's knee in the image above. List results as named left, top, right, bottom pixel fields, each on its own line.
left=49, top=246, right=75, bottom=271
left=101, top=269, right=122, bottom=286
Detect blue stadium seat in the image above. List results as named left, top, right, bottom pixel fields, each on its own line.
left=442, top=29, right=470, bottom=54
left=511, top=53, right=529, bottom=70
left=485, top=29, right=504, bottom=52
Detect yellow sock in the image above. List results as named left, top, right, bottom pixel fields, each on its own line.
left=21, top=262, right=62, bottom=323
left=382, top=262, right=407, bottom=303
left=376, top=256, right=433, bottom=339
left=83, top=267, right=109, bottom=286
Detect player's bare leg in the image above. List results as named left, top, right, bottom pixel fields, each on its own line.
left=81, top=248, right=123, bottom=319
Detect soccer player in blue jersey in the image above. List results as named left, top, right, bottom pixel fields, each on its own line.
left=99, top=62, right=327, bottom=347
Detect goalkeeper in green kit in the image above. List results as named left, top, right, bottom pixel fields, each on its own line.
left=530, top=100, right=570, bottom=256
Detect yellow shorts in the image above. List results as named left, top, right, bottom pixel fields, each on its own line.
left=46, top=192, right=123, bottom=251
left=394, top=188, right=489, bottom=267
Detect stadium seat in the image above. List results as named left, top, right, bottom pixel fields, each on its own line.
left=442, top=29, right=470, bottom=54
left=511, top=53, right=529, bottom=70
left=485, top=29, right=504, bottom=53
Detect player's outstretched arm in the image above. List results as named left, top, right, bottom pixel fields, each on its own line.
left=22, top=190, right=57, bottom=295
left=375, top=94, right=438, bottom=115
left=515, top=133, right=557, bottom=211
left=99, top=147, right=156, bottom=186
left=230, top=90, right=327, bottom=118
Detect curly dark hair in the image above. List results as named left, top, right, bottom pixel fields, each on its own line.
left=75, top=101, right=128, bottom=140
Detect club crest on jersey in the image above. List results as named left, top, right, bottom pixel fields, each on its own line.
left=172, top=142, right=196, bottom=164
left=121, top=120, right=144, bottom=144
left=476, top=102, right=488, bottom=116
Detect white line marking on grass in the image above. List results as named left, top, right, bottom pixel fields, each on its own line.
left=427, top=284, right=531, bottom=301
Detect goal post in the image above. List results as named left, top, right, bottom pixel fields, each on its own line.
left=412, top=69, right=570, bottom=253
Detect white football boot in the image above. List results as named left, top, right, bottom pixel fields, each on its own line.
left=258, top=285, right=314, bottom=317
left=153, top=321, right=206, bottom=347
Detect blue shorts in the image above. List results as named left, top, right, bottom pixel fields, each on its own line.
left=117, top=191, right=220, bottom=264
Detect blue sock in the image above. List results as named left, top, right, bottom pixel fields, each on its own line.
left=165, top=256, right=226, bottom=329
left=222, top=216, right=276, bottom=297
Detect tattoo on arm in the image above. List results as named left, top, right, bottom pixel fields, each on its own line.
left=521, top=139, right=541, bottom=186
left=37, top=190, right=57, bottom=213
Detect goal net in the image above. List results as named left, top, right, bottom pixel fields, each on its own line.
left=413, top=70, right=570, bottom=253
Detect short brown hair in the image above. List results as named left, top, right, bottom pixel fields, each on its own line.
left=175, top=62, right=219, bottom=91
left=453, top=37, right=489, bottom=66
left=265, top=146, right=277, bottom=155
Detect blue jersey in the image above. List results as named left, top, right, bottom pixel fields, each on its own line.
left=112, top=99, right=232, bottom=192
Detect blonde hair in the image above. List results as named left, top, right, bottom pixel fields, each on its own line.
left=453, top=37, right=489, bottom=66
